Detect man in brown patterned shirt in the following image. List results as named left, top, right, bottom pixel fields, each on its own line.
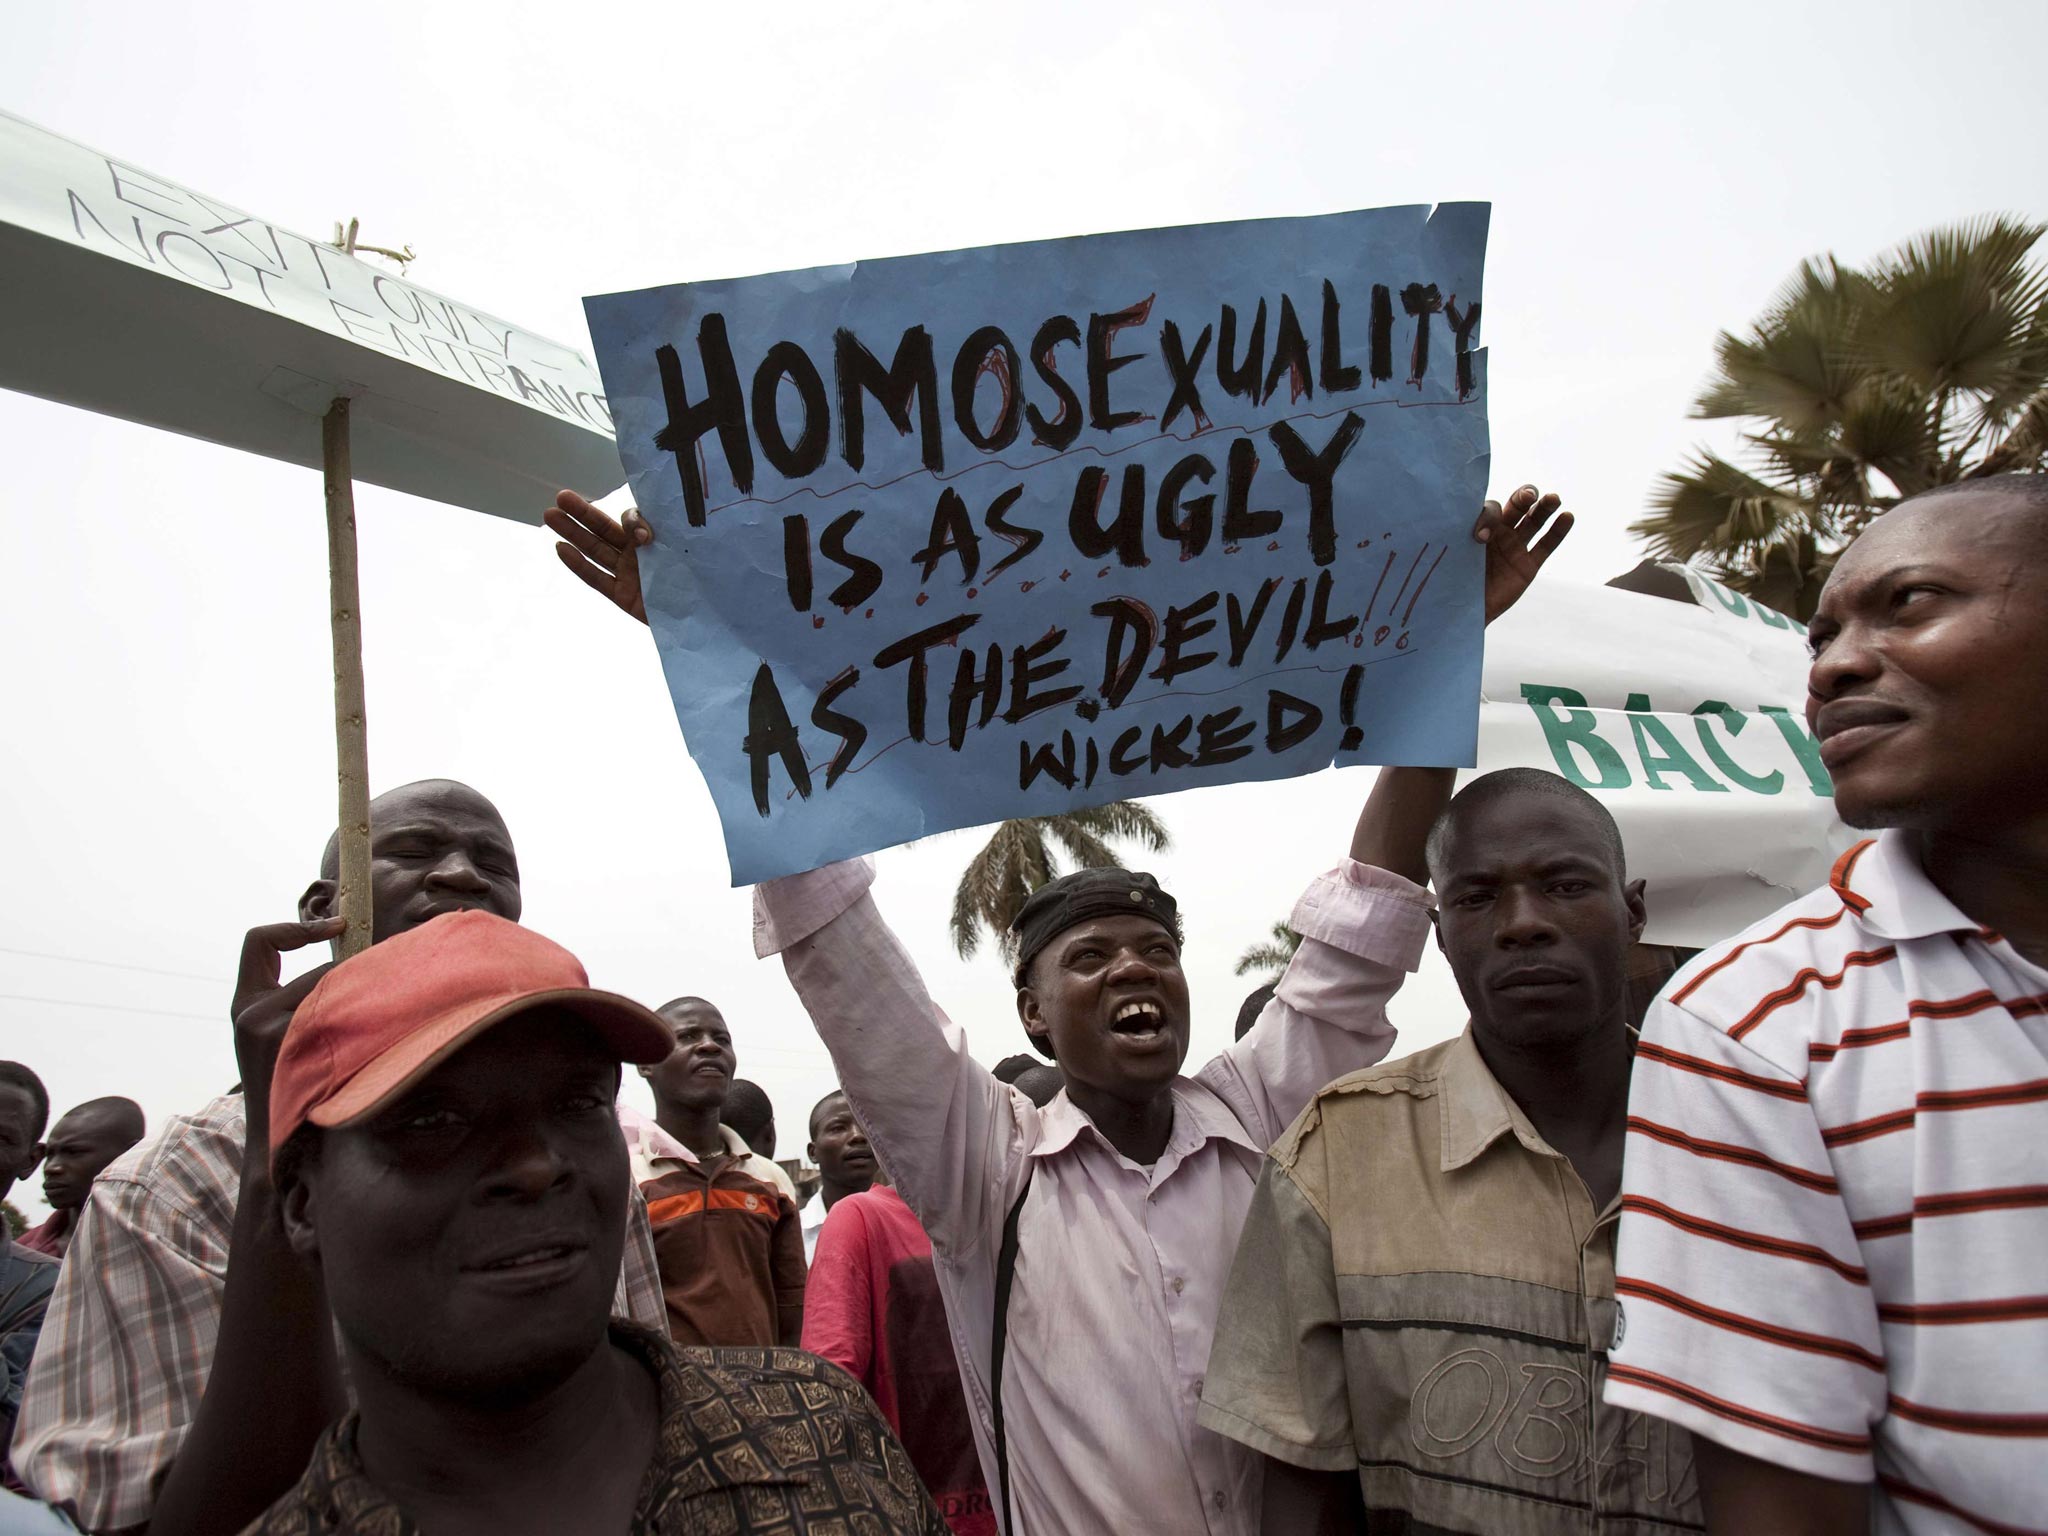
left=246, top=905, right=946, bottom=1536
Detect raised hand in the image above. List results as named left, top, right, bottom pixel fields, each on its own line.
left=232, top=916, right=344, bottom=1150
left=545, top=489, right=654, bottom=625
left=1473, top=484, right=1573, bottom=625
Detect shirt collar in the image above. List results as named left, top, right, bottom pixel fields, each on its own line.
left=616, top=1103, right=749, bottom=1166
left=1828, top=830, right=1979, bottom=943
left=1437, top=1028, right=1557, bottom=1173
left=1027, top=1080, right=1263, bottom=1169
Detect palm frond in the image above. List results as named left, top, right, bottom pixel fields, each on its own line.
left=947, top=800, right=1174, bottom=961
left=949, top=862, right=988, bottom=960
left=1859, top=217, right=2046, bottom=399
left=1062, top=799, right=1173, bottom=852
left=1969, top=301, right=2048, bottom=432
left=1832, top=383, right=1936, bottom=496
left=1232, top=922, right=1302, bottom=979
left=1694, top=258, right=1871, bottom=430
left=1630, top=452, right=1814, bottom=563
left=1971, top=386, right=2048, bottom=477
left=1042, top=818, right=1120, bottom=871
left=1642, top=216, right=2048, bottom=604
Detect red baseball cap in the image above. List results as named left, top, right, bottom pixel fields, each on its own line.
left=268, top=909, right=674, bottom=1168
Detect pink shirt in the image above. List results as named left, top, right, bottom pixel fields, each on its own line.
left=754, top=856, right=1428, bottom=1536
left=805, top=1185, right=995, bottom=1536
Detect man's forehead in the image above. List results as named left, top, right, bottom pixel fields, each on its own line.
left=1833, top=490, right=2038, bottom=591
left=1439, top=795, right=1615, bottom=875
left=661, top=1002, right=726, bottom=1029
left=372, top=781, right=510, bottom=836
left=1055, top=912, right=1175, bottom=946
left=50, top=1107, right=122, bottom=1138
left=812, top=1094, right=852, bottom=1131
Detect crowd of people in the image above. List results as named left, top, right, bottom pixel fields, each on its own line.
left=0, top=471, right=2041, bottom=1534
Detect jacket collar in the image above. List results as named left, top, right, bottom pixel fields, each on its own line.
left=1437, top=1028, right=1558, bottom=1173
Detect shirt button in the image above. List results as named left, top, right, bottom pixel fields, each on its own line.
left=1212, top=1490, right=1227, bottom=1510
left=1171, top=1276, right=1185, bottom=1294
left=1193, top=1378, right=1205, bottom=1397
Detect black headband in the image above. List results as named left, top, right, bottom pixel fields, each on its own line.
left=1009, top=868, right=1181, bottom=987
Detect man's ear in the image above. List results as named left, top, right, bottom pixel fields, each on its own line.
left=278, top=1166, right=322, bottom=1261
left=1624, top=878, right=1649, bottom=944
left=1015, top=987, right=1055, bottom=1059
left=1430, top=910, right=1446, bottom=957
left=806, top=1140, right=819, bottom=1165
left=300, top=878, right=338, bottom=924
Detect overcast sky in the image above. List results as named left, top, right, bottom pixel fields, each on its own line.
left=4, top=0, right=2043, bottom=1219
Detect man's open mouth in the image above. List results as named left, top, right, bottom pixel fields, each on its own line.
left=1111, top=1000, right=1169, bottom=1039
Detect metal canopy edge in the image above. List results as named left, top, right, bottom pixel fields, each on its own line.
left=0, top=110, right=625, bottom=519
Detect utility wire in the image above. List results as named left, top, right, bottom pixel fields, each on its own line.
left=0, top=944, right=230, bottom=986
left=0, top=992, right=221, bottom=1023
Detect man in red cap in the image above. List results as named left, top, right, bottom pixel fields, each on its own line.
left=248, top=909, right=949, bottom=1536
left=11, top=780, right=669, bottom=1536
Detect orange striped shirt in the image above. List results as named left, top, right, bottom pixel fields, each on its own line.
left=1607, top=831, right=2048, bottom=1534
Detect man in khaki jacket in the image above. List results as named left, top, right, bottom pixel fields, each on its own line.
left=1200, top=501, right=1704, bottom=1535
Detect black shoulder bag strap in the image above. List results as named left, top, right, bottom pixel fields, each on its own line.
left=989, top=1167, right=1034, bottom=1536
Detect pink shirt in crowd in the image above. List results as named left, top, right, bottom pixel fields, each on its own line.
left=804, top=1184, right=995, bottom=1536
left=754, top=855, right=1429, bottom=1536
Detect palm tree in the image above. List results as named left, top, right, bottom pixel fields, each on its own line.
left=948, top=801, right=1171, bottom=960
left=1633, top=216, right=2048, bottom=617
left=1233, top=921, right=1302, bottom=980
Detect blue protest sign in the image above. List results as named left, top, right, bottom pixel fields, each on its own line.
left=587, top=204, right=1491, bottom=883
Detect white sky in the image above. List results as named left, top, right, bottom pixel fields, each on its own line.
left=4, top=0, right=2044, bottom=1219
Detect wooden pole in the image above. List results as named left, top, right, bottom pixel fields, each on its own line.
left=322, top=398, right=373, bottom=959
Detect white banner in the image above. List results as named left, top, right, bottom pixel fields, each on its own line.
left=1475, top=566, right=1846, bottom=947
left=0, top=109, right=623, bottom=517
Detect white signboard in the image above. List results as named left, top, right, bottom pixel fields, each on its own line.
left=1478, top=566, right=1846, bottom=947
left=0, top=109, right=623, bottom=517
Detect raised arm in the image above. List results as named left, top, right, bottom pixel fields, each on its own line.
left=541, top=494, right=1030, bottom=1261
left=1204, top=487, right=1575, bottom=1140
left=1351, top=483, right=1578, bottom=880
left=754, top=861, right=1027, bottom=1262
left=140, top=921, right=348, bottom=1536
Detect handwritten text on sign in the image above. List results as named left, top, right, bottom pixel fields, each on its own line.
left=586, top=205, right=1492, bottom=883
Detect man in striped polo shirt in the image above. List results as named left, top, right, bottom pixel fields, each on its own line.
left=1607, top=475, right=2048, bottom=1533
